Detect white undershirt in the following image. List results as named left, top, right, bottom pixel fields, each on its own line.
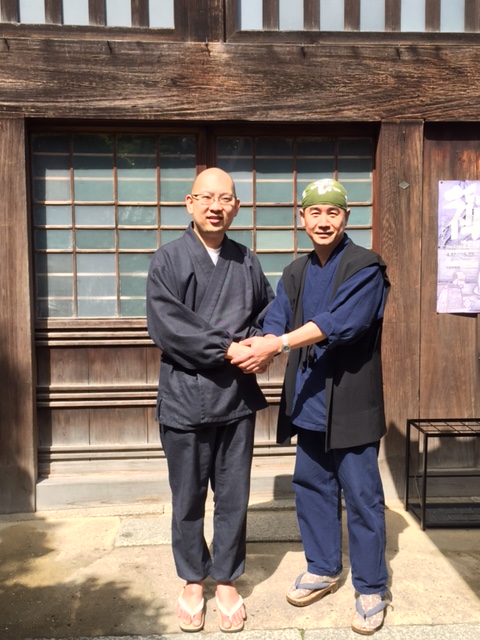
left=206, top=246, right=221, bottom=265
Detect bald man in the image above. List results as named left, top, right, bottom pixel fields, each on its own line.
left=147, top=168, right=273, bottom=632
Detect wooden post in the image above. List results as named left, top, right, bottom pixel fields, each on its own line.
left=376, top=120, right=424, bottom=499
left=0, top=117, right=37, bottom=513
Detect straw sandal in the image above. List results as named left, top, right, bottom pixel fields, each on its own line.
left=286, top=572, right=340, bottom=607
left=351, top=592, right=390, bottom=635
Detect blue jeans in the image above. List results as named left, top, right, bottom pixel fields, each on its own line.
left=293, top=428, right=388, bottom=595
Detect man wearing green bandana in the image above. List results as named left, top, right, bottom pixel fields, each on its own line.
left=232, top=178, right=391, bottom=634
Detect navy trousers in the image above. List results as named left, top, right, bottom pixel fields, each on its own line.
left=293, top=428, right=388, bottom=595
left=160, top=415, right=255, bottom=583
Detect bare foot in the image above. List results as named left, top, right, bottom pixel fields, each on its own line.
left=216, top=582, right=246, bottom=630
left=177, top=581, right=204, bottom=629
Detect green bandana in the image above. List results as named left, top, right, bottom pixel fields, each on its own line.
left=301, top=179, right=348, bottom=210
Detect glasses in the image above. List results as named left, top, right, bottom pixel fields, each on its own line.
left=191, top=193, right=236, bottom=206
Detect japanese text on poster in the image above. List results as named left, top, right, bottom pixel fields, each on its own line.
left=437, top=180, right=480, bottom=313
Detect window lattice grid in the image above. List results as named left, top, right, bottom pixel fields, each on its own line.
left=32, top=132, right=196, bottom=319
left=31, top=131, right=374, bottom=318
left=216, top=135, right=374, bottom=290
left=237, top=0, right=476, bottom=33
left=0, top=0, right=175, bottom=28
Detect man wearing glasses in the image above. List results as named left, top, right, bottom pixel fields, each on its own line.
left=147, top=168, right=273, bottom=633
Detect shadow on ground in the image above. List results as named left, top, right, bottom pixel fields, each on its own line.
left=0, top=518, right=164, bottom=640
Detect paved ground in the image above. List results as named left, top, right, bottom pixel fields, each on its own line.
left=0, top=499, right=479, bottom=640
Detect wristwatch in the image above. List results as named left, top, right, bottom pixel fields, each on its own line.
left=281, top=334, right=291, bottom=354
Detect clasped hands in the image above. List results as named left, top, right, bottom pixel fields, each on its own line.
left=227, top=335, right=281, bottom=374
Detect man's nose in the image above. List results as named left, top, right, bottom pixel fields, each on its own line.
left=316, top=213, right=329, bottom=225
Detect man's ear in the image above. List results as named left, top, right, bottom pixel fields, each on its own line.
left=299, top=208, right=306, bottom=228
left=185, top=194, right=194, bottom=215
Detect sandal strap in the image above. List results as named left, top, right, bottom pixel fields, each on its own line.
left=215, top=595, right=243, bottom=620
left=355, top=595, right=387, bottom=619
left=178, top=594, right=205, bottom=617
left=294, top=572, right=336, bottom=591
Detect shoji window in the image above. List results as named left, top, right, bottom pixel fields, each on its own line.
left=216, top=136, right=374, bottom=290
left=31, top=130, right=374, bottom=316
left=32, top=133, right=196, bottom=318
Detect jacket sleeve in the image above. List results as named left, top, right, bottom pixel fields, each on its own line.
left=261, top=278, right=292, bottom=336
left=247, top=251, right=276, bottom=336
left=146, top=250, right=233, bottom=370
left=309, top=265, right=387, bottom=347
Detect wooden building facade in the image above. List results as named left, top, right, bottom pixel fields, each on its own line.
left=1, top=0, right=480, bottom=513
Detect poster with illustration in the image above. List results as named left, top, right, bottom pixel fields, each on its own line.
left=437, top=180, right=480, bottom=313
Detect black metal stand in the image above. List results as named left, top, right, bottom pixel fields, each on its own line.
left=404, top=419, right=480, bottom=530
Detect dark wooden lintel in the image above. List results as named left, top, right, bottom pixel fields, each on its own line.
left=1, top=38, right=480, bottom=122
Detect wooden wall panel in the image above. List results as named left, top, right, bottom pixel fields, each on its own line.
left=89, top=407, right=148, bottom=444
left=419, top=131, right=480, bottom=472
left=376, top=120, right=424, bottom=498
left=88, top=347, right=148, bottom=384
left=1, top=38, right=480, bottom=121
left=38, top=408, right=90, bottom=447
left=421, top=132, right=480, bottom=420
left=37, top=347, right=89, bottom=386
left=0, top=117, right=36, bottom=513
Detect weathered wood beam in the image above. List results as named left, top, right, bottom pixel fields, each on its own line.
left=1, top=39, right=480, bottom=121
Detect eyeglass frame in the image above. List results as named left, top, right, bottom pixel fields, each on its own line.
left=190, top=192, right=238, bottom=206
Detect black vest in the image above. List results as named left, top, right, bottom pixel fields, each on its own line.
left=277, top=240, right=390, bottom=450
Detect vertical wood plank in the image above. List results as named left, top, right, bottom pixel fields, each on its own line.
left=304, top=0, right=320, bottom=30
left=0, top=0, right=19, bottom=22
left=45, top=0, right=63, bottom=24
left=263, top=0, right=279, bottom=30
left=0, top=117, right=36, bottom=513
left=186, top=0, right=224, bottom=41
left=131, top=0, right=149, bottom=27
left=225, top=0, right=239, bottom=38
left=344, top=0, right=360, bottom=30
left=89, top=0, right=106, bottom=26
left=465, top=0, right=480, bottom=32
left=376, top=120, right=424, bottom=498
left=425, top=0, right=441, bottom=31
left=385, top=0, right=401, bottom=31
left=174, top=0, right=189, bottom=39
